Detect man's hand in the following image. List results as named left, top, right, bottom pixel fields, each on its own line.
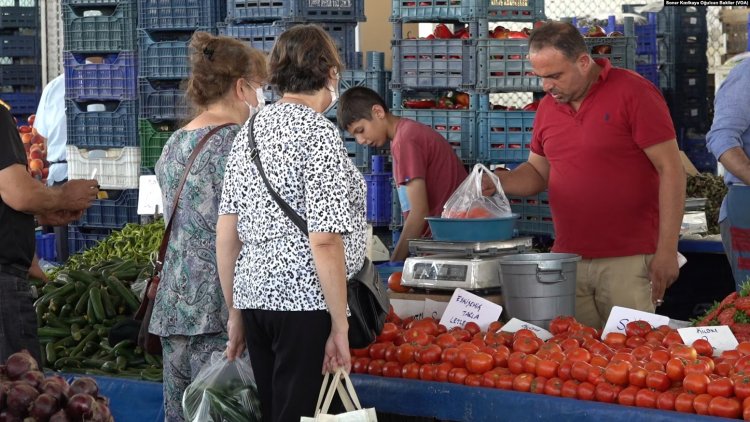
left=60, top=179, right=99, bottom=211
left=37, top=210, right=84, bottom=226
left=481, top=168, right=509, bottom=197
left=649, top=251, right=680, bottom=304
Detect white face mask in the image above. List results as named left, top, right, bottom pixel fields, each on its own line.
left=244, top=82, right=265, bottom=117
left=322, top=74, right=340, bottom=115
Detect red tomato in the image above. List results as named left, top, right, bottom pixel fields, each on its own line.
left=536, top=359, right=559, bottom=379
left=441, top=347, right=459, bottom=365
left=352, top=347, right=370, bottom=358
left=635, top=388, right=659, bottom=408
left=603, top=332, right=627, bottom=348
left=594, top=382, right=619, bottom=403
left=508, top=352, right=527, bottom=374
left=721, top=349, right=742, bottom=360
left=549, top=315, right=575, bottom=335
left=697, top=355, right=715, bottom=373
left=662, top=331, right=685, bottom=348
left=587, top=365, right=605, bottom=386
left=369, top=342, right=391, bottom=360
left=384, top=345, right=399, bottom=362
left=464, top=374, right=483, bottom=387
left=388, top=271, right=409, bottom=293
left=643, top=361, right=665, bottom=372
left=670, top=344, right=698, bottom=361
left=675, top=392, right=697, bottom=413
left=707, top=377, right=734, bottom=398
left=561, top=379, right=580, bottom=399
left=401, top=362, right=421, bottom=379
left=604, top=361, right=630, bottom=386
left=684, top=372, right=710, bottom=395
left=560, top=337, right=580, bottom=351
left=415, top=344, right=442, bottom=364
left=453, top=348, right=473, bottom=369
left=617, top=385, right=639, bottom=406
left=625, top=320, right=653, bottom=338
left=693, top=393, right=713, bottom=415
left=522, top=354, right=540, bottom=375
left=738, top=342, right=750, bottom=356
left=645, top=330, right=666, bottom=346
left=367, top=359, right=385, bottom=376
left=611, top=352, right=636, bottom=365
left=382, top=361, right=402, bottom=378
left=529, top=376, right=547, bottom=394
left=645, top=371, right=671, bottom=392
left=492, top=345, right=511, bottom=368
left=544, top=377, right=564, bottom=396
left=495, top=374, right=515, bottom=390
left=571, top=361, right=592, bottom=383
left=715, top=360, right=733, bottom=377
left=513, top=336, right=541, bottom=354
left=692, top=339, right=713, bottom=357
left=376, top=323, right=400, bottom=342
left=481, top=369, right=502, bottom=388
left=557, top=360, right=573, bottom=381
left=447, top=367, right=469, bottom=384
left=464, top=321, right=481, bottom=336
left=450, top=329, right=472, bottom=342
left=625, top=336, right=647, bottom=349
left=435, top=333, right=458, bottom=349
left=577, top=381, right=596, bottom=401
left=352, top=357, right=371, bottom=374
left=589, top=355, right=609, bottom=369
left=403, top=328, right=431, bottom=346
left=419, top=363, right=436, bottom=381
left=734, top=375, right=750, bottom=400
left=435, top=362, right=454, bottom=382
left=631, top=345, right=653, bottom=361
left=685, top=359, right=712, bottom=376
left=650, top=349, right=671, bottom=366
left=513, top=329, right=537, bottom=340
left=708, top=396, right=742, bottom=418
left=466, top=352, right=494, bottom=374
left=566, top=347, right=592, bottom=363
left=657, top=390, right=677, bottom=411
left=396, top=343, right=416, bottom=364
left=665, top=357, right=686, bottom=381
left=488, top=321, right=503, bottom=334
left=512, top=373, right=534, bottom=392
left=628, top=366, right=648, bottom=388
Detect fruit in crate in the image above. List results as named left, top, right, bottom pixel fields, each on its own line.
left=17, top=114, right=50, bottom=183
left=585, top=25, right=607, bottom=37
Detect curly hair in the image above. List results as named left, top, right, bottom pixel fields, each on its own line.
left=268, top=24, right=343, bottom=95
left=185, top=31, right=268, bottom=107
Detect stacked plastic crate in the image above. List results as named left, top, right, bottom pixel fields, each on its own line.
left=62, top=0, right=140, bottom=253
left=658, top=6, right=713, bottom=172
left=606, top=12, right=658, bottom=87
left=137, top=1, right=226, bottom=173
left=0, top=0, right=41, bottom=120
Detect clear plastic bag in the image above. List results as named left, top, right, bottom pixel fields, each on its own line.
left=182, top=352, right=261, bottom=422
left=442, top=163, right=511, bottom=218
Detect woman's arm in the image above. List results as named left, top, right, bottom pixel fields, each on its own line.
left=216, top=214, right=244, bottom=361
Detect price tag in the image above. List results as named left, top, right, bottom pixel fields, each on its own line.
left=678, top=326, right=738, bottom=357
left=137, top=175, right=164, bottom=215
left=439, top=288, right=502, bottom=331
left=500, top=318, right=553, bottom=341
left=424, top=299, right=449, bottom=320
left=601, top=306, right=670, bottom=338
left=389, top=299, right=425, bottom=320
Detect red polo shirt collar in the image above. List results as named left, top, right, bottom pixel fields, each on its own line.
left=554, top=58, right=612, bottom=114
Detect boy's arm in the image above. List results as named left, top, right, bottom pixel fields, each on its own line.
left=391, top=178, right=429, bottom=262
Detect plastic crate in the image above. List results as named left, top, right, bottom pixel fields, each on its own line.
left=67, top=145, right=141, bottom=189
left=391, top=38, right=478, bottom=90
left=477, top=97, right=535, bottom=163
left=67, top=224, right=113, bottom=254
left=508, top=191, right=554, bottom=237
left=364, top=173, right=392, bottom=227
left=343, top=136, right=372, bottom=172
left=391, top=0, right=544, bottom=22
left=66, top=100, right=138, bottom=149
left=138, top=30, right=190, bottom=80
left=139, top=78, right=190, bottom=122
left=326, top=71, right=389, bottom=119
left=0, top=64, right=40, bottom=87
left=0, top=0, right=38, bottom=28
left=476, top=38, right=540, bottom=92
left=64, top=51, right=137, bottom=101
left=0, top=34, right=39, bottom=58
left=63, top=0, right=137, bottom=53
left=658, top=34, right=708, bottom=66
left=584, top=36, right=636, bottom=70
left=390, top=180, right=403, bottom=229
left=78, top=189, right=139, bottom=228
left=219, top=22, right=282, bottom=53
left=657, top=6, right=707, bottom=34
left=0, top=91, right=40, bottom=115
left=35, top=232, right=56, bottom=262
left=376, top=262, right=403, bottom=282
left=139, top=119, right=176, bottom=169
left=138, top=0, right=224, bottom=30
left=659, top=64, right=707, bottom=94
left=605, top=13, right=657, bottom=57
left=636, top=62, right=658, bottom=87
left=227, top=0, right=365, bottom=23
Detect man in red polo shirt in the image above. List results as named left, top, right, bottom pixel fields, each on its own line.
left=493, top=21, right=685, bottom=328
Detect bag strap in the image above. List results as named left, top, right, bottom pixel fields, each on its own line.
left=246, top=113, right=309, bottom=236
left=318, top=369, right=361, bottom=415
left=154, top=123, right=234, bottom=272
left=313, top=372, right=331, bottom=417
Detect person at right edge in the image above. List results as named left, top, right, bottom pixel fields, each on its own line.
left=484, top=21, right=686, bottom=329
left=0, top=102, right=98, bottom=364
left=707, top=56, right=750, bottom=291
left=216, top=25, right=366, bottom=421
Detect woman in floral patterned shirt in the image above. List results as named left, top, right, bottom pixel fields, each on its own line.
left=151, top=32, right=266, bottom=422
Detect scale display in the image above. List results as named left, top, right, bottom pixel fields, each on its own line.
left=412, top=263, right=468, bottom=282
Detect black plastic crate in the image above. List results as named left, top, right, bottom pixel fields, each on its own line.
left=63, top=0, right=137, bottom=53
left=64, top=51, right=138, bottom=101
left=138, top=0, right=225, bottom=31
left=658, top=33, right=708, bottom=66
left=227, top=0, right=365, bottom=23
left=0, top=33, right=39, bottom=58
left=659, top=64, right=707, bottom=94
left=138, top=78, right=190, bottom=121
left=0, top=0, right=38, bottom=28
left=138, top=30, right=191, bottom=80
left=657, top=6, right=707, bottom=34
left=66, top=99, right=138, bottom=149
left=666, top=95, right=709, bottom=133
left=0, top=64, right=40, bottom=87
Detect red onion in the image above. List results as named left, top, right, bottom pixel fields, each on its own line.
left=65, top=393, right=96, bottom=421
left=5, top=382, right=39, bottom=416
left=49, top=409, right=71, bottom=422
left=19, top=370, right=44, bottom=389
left=4, top=351, right=38, bottom=380
left=69, top=377, right=98, bottom=398
left=29, top=393, right=60, bottom=422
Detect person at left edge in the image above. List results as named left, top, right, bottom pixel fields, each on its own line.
left=0, top=102, right=98, bottom=365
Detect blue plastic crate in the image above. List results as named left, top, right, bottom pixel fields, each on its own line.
left=326, top=71, right=390, bottom=119
left=63, top=0, right=137, bottom=53
left=0, top=33, right=39, bottom=58
left=606, top=13, right=657, bottom=57
left=658, top=34, right=708, bottom=66
left=138, top=30, right=190, bottom=80
left=0, top=64, right=40, bottom=87
left=64, top=51, right=137, bottom=101
left=391, top=38, right=478, bottom=90
left=137, top=0, right=225, bottom=31
left=477, top=97, right=535, bottom=163
left=392, top=91, right=478, bottom=164
left=391, top=0, right=544, bottom=22
left=364, top=173, right=393, bottom=227
left=584, top=36, right=636, bottom=70
left=657, top=5, right=707, bottom=34
left=0, top=0, right=38, bottom=28
left=67, top=224, right=113, bottom=254
left=227, top=0, right=365, bottom=23
left=508, top=191, right=554, bottom=237
left=138, top=78, right=190, bottom=121
left=660, top=63, right=707, bottom=94
left=35, top=232, right=56, bottom=262
left=635, top=63, right=658, bottom=87
left=78, top=189, right=140, bottom=228
left=66, top=99, right=138, bottom=149
left=343, top=136, right=372, bottom=172
left=376, top=262, right=403, bottom=282
left=0, top=91, right=40, bottom=115
left=390, top=180, right=402, bottom=228
left=476, top=38, right=540, bottom=92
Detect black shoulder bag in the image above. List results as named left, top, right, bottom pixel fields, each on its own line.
left=245, top=113, right=389, bottom=349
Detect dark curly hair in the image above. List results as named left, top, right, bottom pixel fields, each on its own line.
left=185, top=31, right=267, bottom=108
left=268, top=24, right=343, bottom=95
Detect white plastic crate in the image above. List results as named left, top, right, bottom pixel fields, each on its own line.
left=67, top=145, right=140, bottom=190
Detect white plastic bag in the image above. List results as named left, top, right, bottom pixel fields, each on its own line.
left=442, top=163, right=511, bottom=218
left=182, top=352, right=261, bottom=422
left=300, top=369, right=377, bottom=422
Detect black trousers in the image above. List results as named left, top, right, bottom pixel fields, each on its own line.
left=0, top=272, right=41, bottom=365
left=243, top=309, right=342, bottom=422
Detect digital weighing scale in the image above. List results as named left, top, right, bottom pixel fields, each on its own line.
left=401, top=237, right=533, bottom=291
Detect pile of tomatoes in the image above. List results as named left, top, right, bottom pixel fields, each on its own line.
left=351, top=314, right=750, bottom=419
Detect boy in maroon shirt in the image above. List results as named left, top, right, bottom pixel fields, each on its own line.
left=338, top=87, right=468, bottom=262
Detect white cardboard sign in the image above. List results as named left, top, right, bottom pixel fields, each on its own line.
left=678, top=325, right=739, bottom=357
left=423, top=299, right=449, bottom=320
left=137, top=175, right=164, bottom=215
left=389, top=299, right=425, bottom=320
left=500, top=318, right=553, bottom=341
left=601, top=306, right=670, bottom=338
left=439, top=288, right=503, bottom=331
